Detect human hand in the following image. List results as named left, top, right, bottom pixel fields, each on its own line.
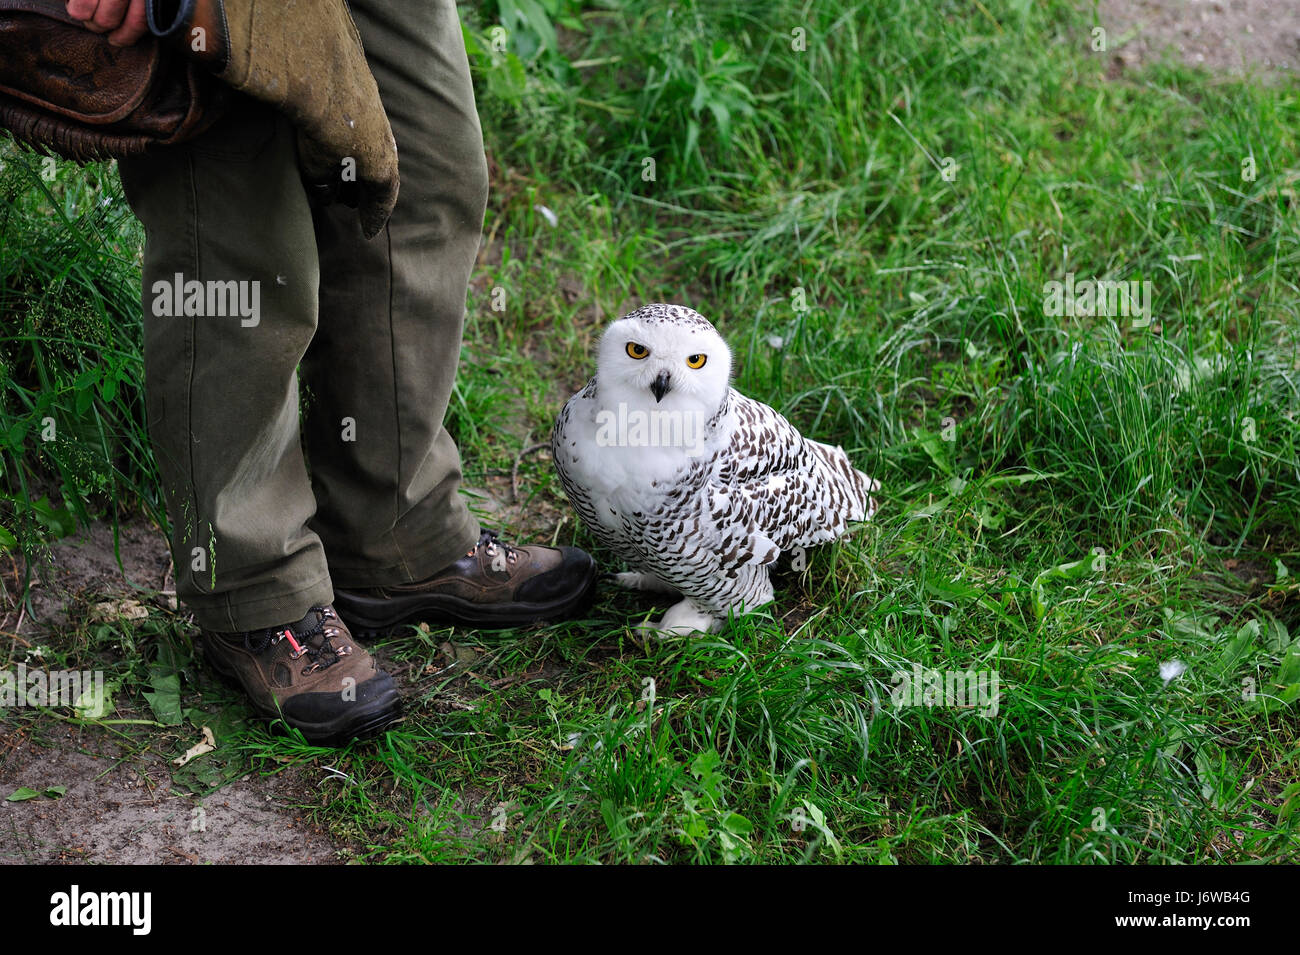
left=65, top=0, right=149, bottom=47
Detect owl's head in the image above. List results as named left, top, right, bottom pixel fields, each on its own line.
left=596, top=304, right=732, bottom=415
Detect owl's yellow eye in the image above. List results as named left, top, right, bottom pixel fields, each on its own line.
left=626, top=342, right=649, bottom=359
left=686, top=353, right=707, bottom=369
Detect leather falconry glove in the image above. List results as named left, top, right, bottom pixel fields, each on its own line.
left=147, top=0, right=399, bottom=238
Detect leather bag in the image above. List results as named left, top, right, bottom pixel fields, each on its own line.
left=0, top=0, right=228, bottom=161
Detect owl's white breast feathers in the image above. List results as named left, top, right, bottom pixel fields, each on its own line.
left=552, top=381, right=878, bottom=574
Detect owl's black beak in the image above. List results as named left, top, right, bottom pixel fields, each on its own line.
left=651, top=371, right=671, bottom=402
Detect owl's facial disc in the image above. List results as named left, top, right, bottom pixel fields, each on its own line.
left=597, top=306, right=731, bottom=416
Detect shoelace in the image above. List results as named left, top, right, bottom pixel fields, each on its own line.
left=471, top=529, right=519, bottom=568
left=243, top=606, right=352, bottom=675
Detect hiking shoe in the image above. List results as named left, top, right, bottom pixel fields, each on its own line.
left=333, top=530, right=597, bottom=637
left=201, top=604, right=402, bottom=745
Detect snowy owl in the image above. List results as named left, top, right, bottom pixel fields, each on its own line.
left=552, top=303, right=880, bottom=635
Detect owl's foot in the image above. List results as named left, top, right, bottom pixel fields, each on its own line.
left=637, top=599, right=722, bottom=637
left=613, top=571, right=681, bottom=596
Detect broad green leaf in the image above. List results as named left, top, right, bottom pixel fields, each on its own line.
left=917, top=430, right=953, bottom=475
left=144, top=671, right=183, bottom=726
left=720, top=811, right=753, bottom=836
left=1216, top=620, right=1259, bottom=675
left=681, top=813, right=708, bottom=840
left=1277, top=646, right=1300, bottom=687
left=73, top=679, right=114, bottom=720
left=1193, top=747, right=1217, bottom=803
left=1162, top=608, right=1218, bottom=643
left=974, top=501, right=1005, bottom=529
left=1261, top=683, right=1300, bottom=714
left=690, top=749, right=720, bottom=781
left=1264, top=616, right=1291, bottom=653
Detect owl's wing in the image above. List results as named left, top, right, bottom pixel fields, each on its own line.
left=553, top=380, right=612, bottom=542
left=706, top=392, right=878, bottom=566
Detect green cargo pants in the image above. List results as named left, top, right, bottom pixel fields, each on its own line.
left=118, top=0, right=485, bottom=632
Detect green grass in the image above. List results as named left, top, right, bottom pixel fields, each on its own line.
left=0, top=145, right=158, bottom=566
left=3, top=0, right=1300, bottom=863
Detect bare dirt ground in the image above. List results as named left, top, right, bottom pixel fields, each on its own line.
left=1099, top=0, right=1300, bottom=77
left=4, top=0, right=1295, bottom=866
left=1, top=733, right=339, bottom=865
left=0, top=518, right=344, bottom=864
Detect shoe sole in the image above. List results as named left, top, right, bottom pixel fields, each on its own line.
left=333, top=571, right=598, bottom=639
left=202, top=639, right=404, bottom=747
